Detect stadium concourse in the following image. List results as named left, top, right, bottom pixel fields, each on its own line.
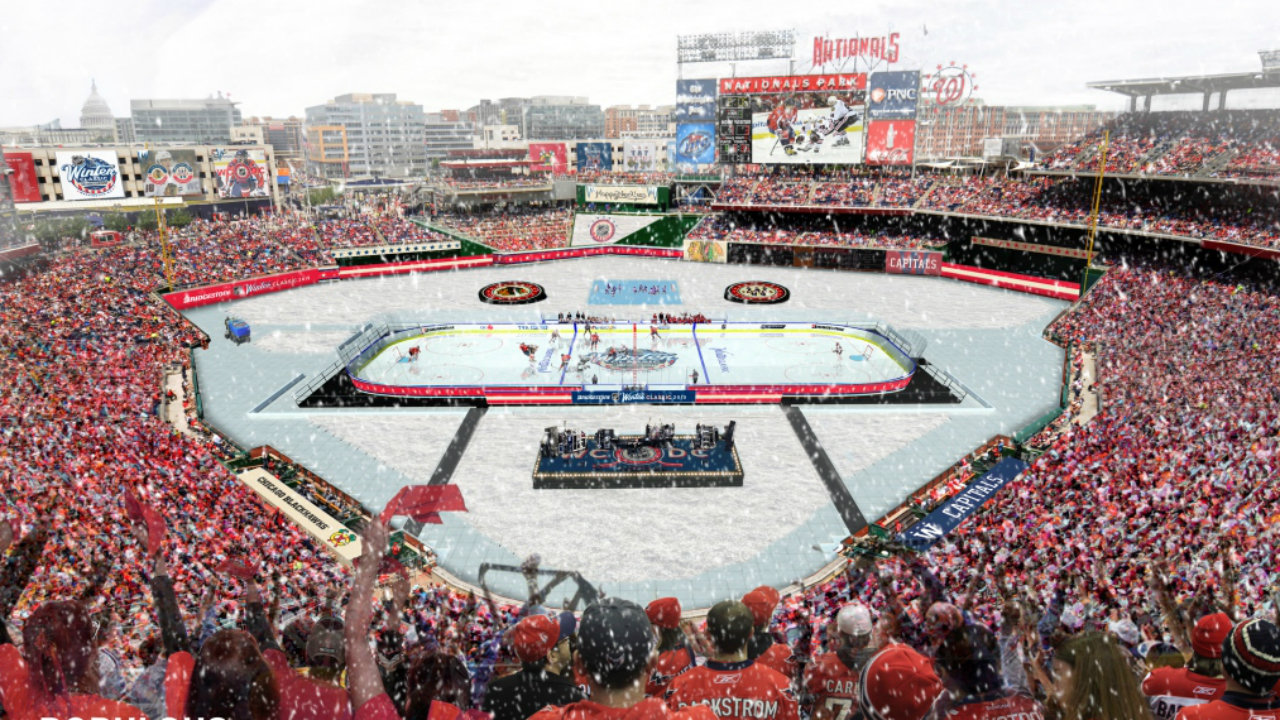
left=0, top=180, right=1278, bottom=720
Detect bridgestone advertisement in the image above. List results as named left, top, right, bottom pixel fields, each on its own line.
left=571, top=214, right=662, bottom=247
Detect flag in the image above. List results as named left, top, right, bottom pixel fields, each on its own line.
left=123, top=489, right=167, bottom=557
left=216, top=558, right=257, bottom=580
left=380, top=485, right=467, bottom=524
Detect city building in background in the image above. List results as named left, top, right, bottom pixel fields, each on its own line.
left=605, top=105, right=675, bottom=138
left=132, top=95, right=242, bottom=145
left=232, top=125, right=265, bottom=145
left=424, top=111, right=474, bottom=163
left=521, top=97, right=605, bottom=140
left=915, top=100, right=1114, bottom=160
left=305, top=93, right=426, bottom=179
left=0, top=121, right=97, bottom=146
left=79, top=81, right=116, bottom=142
left=241, top=116, right=306, bottom=162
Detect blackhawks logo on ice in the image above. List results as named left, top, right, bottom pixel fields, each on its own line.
left=584, top=348, right=679, bottom=372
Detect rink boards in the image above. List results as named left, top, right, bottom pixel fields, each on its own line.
left=346, top=320, right=916, bottom=405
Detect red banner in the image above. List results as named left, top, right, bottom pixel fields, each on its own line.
left=866, top=120, right=915, bottom=166
left=2, top=152, right=42, bottom=203
left=164, top=268, right=332, bottom=310
left=885, top=250, right=942, bottom=275
left=719, top=74, right=866, bottom=96
left=528, top=143, right=568, bottom=173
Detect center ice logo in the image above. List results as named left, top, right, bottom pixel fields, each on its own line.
left=584, top=348, right=679, bottom=373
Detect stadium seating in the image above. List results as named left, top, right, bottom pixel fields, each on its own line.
left=432, top=208, right=573, bottom=252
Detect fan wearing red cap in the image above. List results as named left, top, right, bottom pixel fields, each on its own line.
left=742, top=586, right=798, bottom=683
left=1177, top=619, right=1280, bottom=720
left=483, top=612, right=584, bottom=720
left=646, top=598, right=698, bottom=699
left=665, top=600, right=799, bottom=720
left=1142, top=613, right=1232, bottom=720
left=858, top=644, right=944, bottom=720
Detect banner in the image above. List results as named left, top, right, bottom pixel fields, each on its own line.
left=866, top=120, right=915, bottom=166
left=885, top=250, right=941, bottom=275
left=55, top=150, right=124, bottom=201
left=138, top=148, right=203, bottom=197
left=897, top=458, right=1028, bottom=550
left=577, top=142, right=613, bottom=172
left=666, top=139, right=678, bottom=167
left=683, top=238, right=727, bottom=263
left=583, top=185, right=658, bottom=205
left=624, top=140, right=659, bottom=171
left=211, top=148, right=270, bottom=198
left=676, top=123, right=716, bottom=166
left=163, top=268, right=323, bottom=309
left=238, top=468, right=362, bottom=564
left=529, top=143, right=568, bottom=173
left=675, top=78, right=718, bottom=122
left=868, top=71, right=920, bottom=120
left=572, top=389, right=696, bottom=405
left=720, top=74, right=866, bottom=96
left=571, top=213, right=662, bottom=246
left=2, top=152, right=42, bottom=203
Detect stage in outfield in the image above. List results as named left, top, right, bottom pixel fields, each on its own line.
left=344, top=319, right=916, bottom=405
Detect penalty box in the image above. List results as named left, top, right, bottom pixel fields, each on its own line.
left=346, top=320, right=916, bottom=405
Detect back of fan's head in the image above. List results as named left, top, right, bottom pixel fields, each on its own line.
left=186, top=629, right=280, bottom=720
left=22, top=600, right=97, bottom=700
left=707, top=600, right=755, bottom=656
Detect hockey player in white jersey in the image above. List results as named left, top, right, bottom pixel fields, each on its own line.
left=825, top=96, right=859, bottom=146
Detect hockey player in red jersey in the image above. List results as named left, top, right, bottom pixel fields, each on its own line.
left=804, top=604, right=875, bottom=720
left=646, top=597, right=697, bottom=698
left=529, top=599, right=715, bottom=720
left=742, top=586, right=798, bottom=684
left=1175, top=619, right=1280, bottom=720
left=1142, top=613, right=1232, bottom=720
left=665, top=600, right=799, bottom=720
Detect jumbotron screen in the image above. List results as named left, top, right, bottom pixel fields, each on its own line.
left=718, top=74, right=867, bottom=165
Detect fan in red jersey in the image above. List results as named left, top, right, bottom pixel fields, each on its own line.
left=1142, top=613, right=1232, bottom=720
left=931, top=624, right=1044, bottom=720
left=857, top=644, right=943, bottom=720
left=743, top=586, right=798, bottom=683
left=1176, top=619, right=1280, bottom=720
left=665, top=600, right=799, bottom=720
left=804, top=604, right=876, bottom=720
left=646, top=597, right=697, bottom=698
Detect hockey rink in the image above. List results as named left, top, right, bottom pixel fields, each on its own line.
left=352, top=321, right=914, bottom=390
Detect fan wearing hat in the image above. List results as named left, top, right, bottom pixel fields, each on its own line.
left=646, top=598, right=697, bottom=698
left=483, top=611, right=585, bottom=720
left=931, top=624, right=1043, bottom=720
left=857, top=643, right=944, bottom=720
left=1142, top=613, right=1232, bottom=719
left=742, top=586, right=798, bottom=682
left=804, top=604, right=877, bottom=720
left=665, top=600, right=799, bottom=720
left=530, top=598, right=715, bottom=720
left=1176, top=619, right=1280, bottom=720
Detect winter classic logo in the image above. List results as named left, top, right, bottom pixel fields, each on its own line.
left=589, top=219, right=617, bottom=243
left=61, top=154, right=119, bottom=196
left=725, top=281, right=791, bottom=304
left=479, top=281, right=548, bottom=305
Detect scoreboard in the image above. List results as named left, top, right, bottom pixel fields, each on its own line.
left=717, top=96, right=751, bottom=162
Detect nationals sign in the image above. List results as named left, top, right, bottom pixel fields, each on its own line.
left=812, top=33, right=901, bottom=69
left=720, top=74, right=866, bottom=95
left=478, top=281, right=547, bottom=305
left=922, top=63, right=979, bottom=107
left=724, top=281, right=790, bottom=304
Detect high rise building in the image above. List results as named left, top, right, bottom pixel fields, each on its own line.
left=241, top=116, right=306, bottom=161
left=305, top=93, right=426, bottom=179
left=604, top=105, right=675, bottom=139
left=424, top=111, right=474, bottom=162
left=521, top=96, right=604, bottom=140
left=132, top=95, right=242, bottom=145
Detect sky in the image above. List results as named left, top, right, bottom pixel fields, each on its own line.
left=3, top=0, right=1279, bottom=128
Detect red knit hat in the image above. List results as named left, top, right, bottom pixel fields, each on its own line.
left=742, top=586, right=781, bottom=627
left=646, top=597, right=682, bottom=630
left=1192, top=613, right=1233, bottom=659
left=858, top=644, right=943, bottom=720
left=510, top=612, right=576, bottom=663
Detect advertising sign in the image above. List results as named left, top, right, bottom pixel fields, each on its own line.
left=583, top=186, right=659, bottom=205
left=624, top=140, right=659, bottom=171
left=577, top=142, right=613, bottom=172
left=163, top=268, right=324, bottom=310
left=922, top=63, right=978, bottom=107
left=666, top=140, right=677, bottom=167
left=529, top=143, right=569, bottom=173
left=676, top=122, right=716, bottom=166
left=211, top=148, right=270, bottom=198
left=812, top=33, right=901, bottom=69
left=572, top=389, right=697, bottom=405
left=743, top=75, right=868, bottom=165
left=683, top=238, right=727, bottom=263
left=720, top=74, right=865, bottom=96
left=2, top=152, right=42, bottom=203
left=885, top=250, right=942, bottom=275
left=675, top=78, right=718, bottom=122
left=571, top=213, right=662, bottom=246
left=897, top=458, right=1028, bottom=550
left=238, top=468, right=362, bottom=564
left=138, top=148, right=203, bottom=197
left=55, top=150, right=124, bottom=201
left=866, top=120, right=916, bottom=166
left=868, top=71, right=920, bottom=120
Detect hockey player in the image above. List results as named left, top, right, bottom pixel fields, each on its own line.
left=824, top=96, right=859, bottom=147
left=834, top=342, right=844, bottom=360
left=651, top=325, right=662, bottom=340
left=768, top=103, right=800, bottom=157
left=690, top=369, right=699, bottom=385
left=560, top=353, right=571, bottom=371
left=550, top=327, right=561, bottom=345
left=590, top=332, right=601, bottom=350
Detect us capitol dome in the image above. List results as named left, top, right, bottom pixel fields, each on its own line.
left=79, top=80, right=115, bottom=130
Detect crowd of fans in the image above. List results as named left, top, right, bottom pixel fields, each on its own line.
left=1040, top=110, right=1280, bottom=179
left=440, top=176, right=554, bottom=190
left=574, top=171, right=674, bottom=186
left=688, top=215, right=947, bottom=251
left=432, top=208, right=573, bottom=252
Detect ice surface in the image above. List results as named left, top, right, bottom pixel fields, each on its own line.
left=227, top=257, right=1054, bottom=331
left=311, top=414, right=464, bottom=486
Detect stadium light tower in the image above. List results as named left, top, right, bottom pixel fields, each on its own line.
left=1261, top=50, right=1280, bottom=72
left=677, top=30, right=795, bottom=75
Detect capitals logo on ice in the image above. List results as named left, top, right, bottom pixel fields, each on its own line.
left=61, top=155, right=119, bottom=196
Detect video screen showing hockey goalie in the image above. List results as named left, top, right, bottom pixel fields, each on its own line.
left=750, top=88, right=866, bottom=165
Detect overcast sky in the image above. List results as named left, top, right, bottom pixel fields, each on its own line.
left=4, top=0, right=1279, bottom=128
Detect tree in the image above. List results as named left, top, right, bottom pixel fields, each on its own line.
left=135, top=212, right=158, bottom=231
left=166, top=209, right=193, bottom=228
left=104, top=214, right=130, bottom=232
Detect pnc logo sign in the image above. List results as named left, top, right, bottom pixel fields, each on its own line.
left=871, top=87, right=917, bottom=104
